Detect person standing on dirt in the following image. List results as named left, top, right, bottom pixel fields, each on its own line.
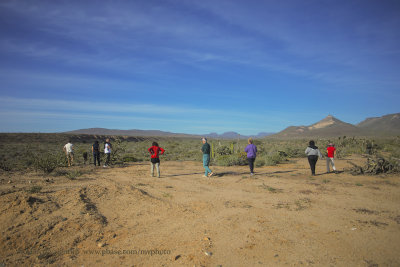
left=63, top=140, right=74, bottom=167
left=201, top=138, right=214, bottom=177
left=244, top=137, right=257, bottom=176
left=148, top=142, right=165, bottom=178
left=305, top=140, right=322, bottom=176
left=326, top=143, right=337, bottom=173
left=104, top=138, right=112, bottom=167
left=92, top=140, right=101, bottom=166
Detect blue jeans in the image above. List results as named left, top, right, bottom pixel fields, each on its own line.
left=203, top=154, right=212, bottom=176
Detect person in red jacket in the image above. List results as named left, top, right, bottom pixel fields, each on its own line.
left=148, top=142, right=165, bottom=178
left=326, top=143, right=337, bottom=173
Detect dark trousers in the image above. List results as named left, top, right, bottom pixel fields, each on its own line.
left=248, top=157, right=256, bottom=173
left=308, top=155, right=318, bottom=175
left=93, top=152, right=100, bottom=166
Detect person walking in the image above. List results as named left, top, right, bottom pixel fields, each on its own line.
left=326, top=143, right=337, bottom=173
left=305, top=140, right=322, bottom=176
left=104, top=138, right=112, bottom=167
left=63, top=140, right=74, bottom=167
left=244, top=138, right=257, bottom=176
left=148, top=142, right=165, bottom=178
left=201, top=138, right=213, bottom=177
left=92, top=140, right=101, bottom=166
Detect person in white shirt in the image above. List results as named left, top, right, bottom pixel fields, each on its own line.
left=63, top=140, right=74, bottom=167
left=104, top=139, right=112, bottom=167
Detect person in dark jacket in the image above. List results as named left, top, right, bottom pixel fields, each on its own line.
left=305, top=140, right=323, bottom=175
left=148, top=142, right=165, bottom=178
left=92, top=141, right=101, bottom=166
left=201, top=138, right=213, bottom=177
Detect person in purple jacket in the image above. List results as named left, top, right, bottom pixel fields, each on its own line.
left=244, top=138, right=257, bottom=176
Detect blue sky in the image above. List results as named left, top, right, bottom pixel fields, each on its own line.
left=1, top=0, right=399, bottom=135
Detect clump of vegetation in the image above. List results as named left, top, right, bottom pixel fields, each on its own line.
left=52, top=169, right=69, bottom=176
left=31, top=152, right=66, bottom=174
left=348, top=156, right=400, bottom=175
left=122, top=155, right=138, bottom=163
left=0, top=157, right=13, bottom=171
left=213, top=152, right=247, bottom=166
left=260, top=183, right=282, bottom=193
left=110, top=138, right=127, bottom=164
left=215, top=145, right=231, bottom=156
left=27, top=186, right=42, bottom=194
left=66, top=170, right=83, bottom=180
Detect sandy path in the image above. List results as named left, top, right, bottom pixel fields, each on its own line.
left=1, top=156, right=399, bottom=266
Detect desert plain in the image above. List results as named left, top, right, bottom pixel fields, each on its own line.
left=1, top=154, right=399, bottom=267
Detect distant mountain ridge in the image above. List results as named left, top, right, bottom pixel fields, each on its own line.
left=272, top=113, right=400, bottom=138
left=64, top=113, right=399, bottom=139
left=65, top=128, right=199, bottom=138
left=65, top=128, right=274, bottom=139
left=357, top=113, right=400, bottom=135
left=205, top=132, right=274, bottom=139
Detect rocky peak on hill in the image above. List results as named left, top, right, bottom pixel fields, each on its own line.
left=308, top=115, right=341, bottom=130
left=273, top=115, right=361, bottom=138
left=272, top=113, right=400, bottom=138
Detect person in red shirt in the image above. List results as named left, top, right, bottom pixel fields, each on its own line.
left=148, top=142, right=165, bottom=178
left=326, top=143, right=337, bottom=173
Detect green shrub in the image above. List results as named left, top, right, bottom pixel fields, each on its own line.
left=66, top=170, right=83, bottom=180
left=264, top=152, right=288, bottom=166
left=216, top=146, right=231, bottom=156
left=32, top=152, right=65, bottom=173
left=0, top=158, right=13, bottom=171
left=123, top=155, right=139, bottom=162
left=284, top=147, right=303, bottom=158
left=27, top=186, right=42, bottom=193
left=53, top=169, right=69, bottom=176
left=110, top=138, right=127, bottom=164
left=214, top=152, right=247, bottom=166
left=255, top=159, right=265, bottom=167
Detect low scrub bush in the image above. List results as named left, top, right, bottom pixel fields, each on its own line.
left=263, top=152, right=288, bottom=166
left=27, top=186, right=42, bottom=194
left=66, top=170, right=83, bottom=180
left=0, top=158, right=13, bottom=171
left=123, top=155, right=139, bottom=162
left=110, top=138, right=127, bottom=164
left=255, top=159, right=265, bottom=167
left=216, top=146, right=231, bottom=156
left=31, top=152, right=66, bottom=174
left=214, top=152, right=247, bottom=166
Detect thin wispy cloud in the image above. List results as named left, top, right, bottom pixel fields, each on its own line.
left=2, top=96, right=272, bottom=122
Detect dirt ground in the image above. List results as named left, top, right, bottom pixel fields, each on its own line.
left=1, top=155, right=399, bottom=267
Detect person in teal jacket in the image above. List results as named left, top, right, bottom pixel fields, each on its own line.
left=201, top=138, right=214, bottom=177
